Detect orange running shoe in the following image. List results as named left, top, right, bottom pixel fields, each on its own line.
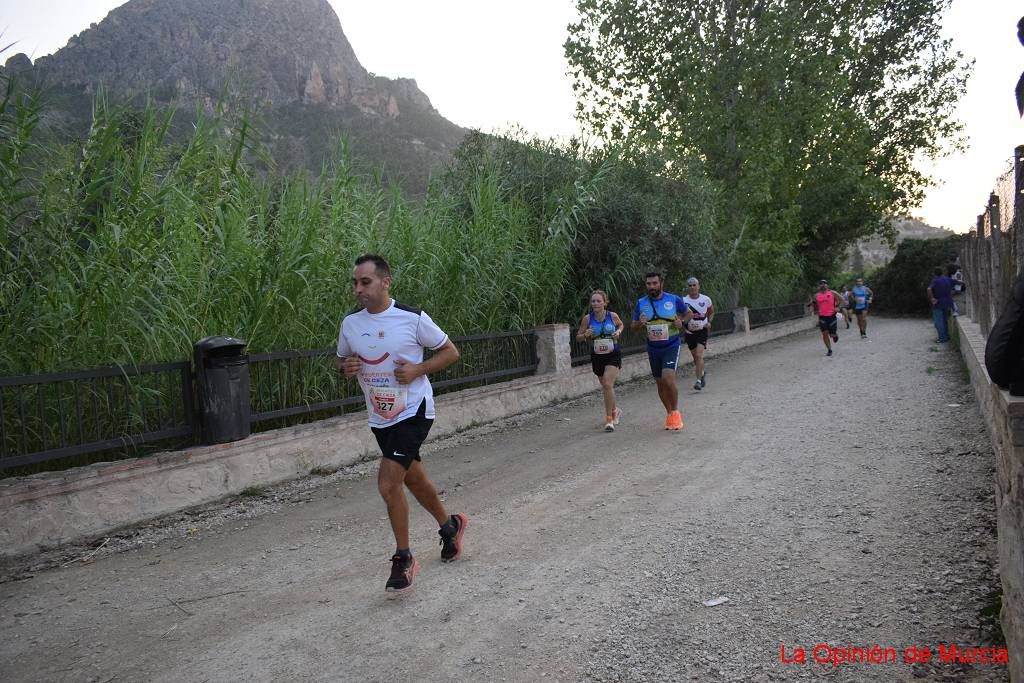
left=664, top=413, right=673, bottom=430
left=668, top=410, right=684, bottom=431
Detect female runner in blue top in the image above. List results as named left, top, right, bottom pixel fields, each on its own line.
left=576, top=289, right=624, bottom=432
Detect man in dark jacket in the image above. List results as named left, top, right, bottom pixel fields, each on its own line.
left=985, top=275, right=1024, bottom=396
left=927, top=268, right=955, bottom=343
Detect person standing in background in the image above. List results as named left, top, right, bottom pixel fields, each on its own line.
left=927, top=267, right=955, bottom=343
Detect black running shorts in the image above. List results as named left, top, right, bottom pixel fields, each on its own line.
left=590, top=349, right=622, bottom=376
left=684, top=328, right=708, bottom=350
left=818, top=315, right=838, bottom=334
left=371, top=399, right=433, bottom=470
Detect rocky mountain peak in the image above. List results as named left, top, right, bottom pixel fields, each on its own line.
left=4, top=0, right=464, bottom=195
left=30, top=0, right=436, bottom=119
left=3, top=53, right=33, bottom=75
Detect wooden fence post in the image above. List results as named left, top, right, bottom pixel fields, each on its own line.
left=1015, top=145, right=1024, bottom=277
left=978, top=214, right=991, bottom=334
left=963, top=236, right=975, bottom=319
left=990, top=193, right=1005, bottom=319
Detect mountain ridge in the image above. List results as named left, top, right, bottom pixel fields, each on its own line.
left=3, top=0, right=468, bottom=193
left=846, top=217, right=956, bottom=271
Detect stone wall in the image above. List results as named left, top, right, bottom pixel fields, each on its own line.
left=0, top=311, right=814, bottom=560
left=955, top=315, right=1024, bottom=680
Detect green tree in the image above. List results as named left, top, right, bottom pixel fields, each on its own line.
left=851, top=246, right=865, bottom=276
left=870, top=236, right=962, bottom=314
left=435, top=130, right=722, bottom=319
left=565, top=0, right=970, bottom=304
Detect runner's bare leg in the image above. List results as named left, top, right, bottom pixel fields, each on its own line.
left=656, top=374, right=678, bottom=413
left=403, top=460, right=449, bottom=526
left=600, top=366, right=619, bottom=416
left=692, top=345, right=705, bottom=379
left=378, top=458, right=411, bottom=548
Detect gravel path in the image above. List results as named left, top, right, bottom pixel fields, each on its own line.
left=0, top=317, right=1007, bottom=682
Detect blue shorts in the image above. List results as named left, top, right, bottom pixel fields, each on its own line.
left=647, top=344, right=680, bottom=378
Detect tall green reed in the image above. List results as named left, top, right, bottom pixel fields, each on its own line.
left=0, top=94, right=601, bottom=375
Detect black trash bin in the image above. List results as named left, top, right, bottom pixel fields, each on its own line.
left=193, top=336, right=250, bottom=444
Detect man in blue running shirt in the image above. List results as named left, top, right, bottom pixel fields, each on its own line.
left=631, top=271, right=692, bottom=430
left=851, top=277, right=874, bottom=339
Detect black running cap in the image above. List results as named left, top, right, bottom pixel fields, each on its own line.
left=818, top=279, right=828, bottom=285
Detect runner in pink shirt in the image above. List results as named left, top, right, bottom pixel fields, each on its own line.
left=807, top=280, right=843, bottom=357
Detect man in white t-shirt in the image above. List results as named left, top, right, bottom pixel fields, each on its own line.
left=335, top=255, right=466, bottom=594
left=683, top=277, right=714, bottom=390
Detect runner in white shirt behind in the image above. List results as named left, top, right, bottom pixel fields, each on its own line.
left=336, top=255, right=467, bottom=595
left=683, top=277, right=714, bottom=390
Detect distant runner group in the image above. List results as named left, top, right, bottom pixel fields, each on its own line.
left=574, top=271, right=718, bottom=432
left=809, top=277, right=874, bottom=356
left=336, top=256, right=719, bottom=594
left=335, top=255, right=885, bottom=594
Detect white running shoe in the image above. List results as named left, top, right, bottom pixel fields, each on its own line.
left=612, top=407, right=622, bottom=425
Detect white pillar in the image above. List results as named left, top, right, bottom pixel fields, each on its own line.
left=534, top=324, right=572, bottom=376
left=733, top=307, right=750, bottom=333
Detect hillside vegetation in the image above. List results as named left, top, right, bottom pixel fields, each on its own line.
left=0, top=83, right=724, bottom=375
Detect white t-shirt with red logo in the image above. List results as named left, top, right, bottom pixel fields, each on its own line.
left=685, top=293, right=714, bottom=331
left=336, top=300, right=449, bottom=428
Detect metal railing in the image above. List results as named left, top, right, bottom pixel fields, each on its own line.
left=713, top=310, right=737, bottom=336
left=249, top=349, right=364, bottom=426
left=432, top=330, right=538, bottom=393
left=748, top=303, right=805, bottom=329
left=5, top=305, right=821, bottom=475
left=0, top=330, right=541, bottom=473
left=248, top=330, right=539, bottom=428
left=0, top=362, right=194, bottom=472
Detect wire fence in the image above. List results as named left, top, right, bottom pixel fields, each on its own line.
left=960, top=146, right=1024, bottom=337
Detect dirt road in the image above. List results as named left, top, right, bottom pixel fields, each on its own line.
left=0, top=318, right=1007, bottom=682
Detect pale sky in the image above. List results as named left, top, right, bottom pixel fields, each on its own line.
left=1, top=0, right=1021, bottom=233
